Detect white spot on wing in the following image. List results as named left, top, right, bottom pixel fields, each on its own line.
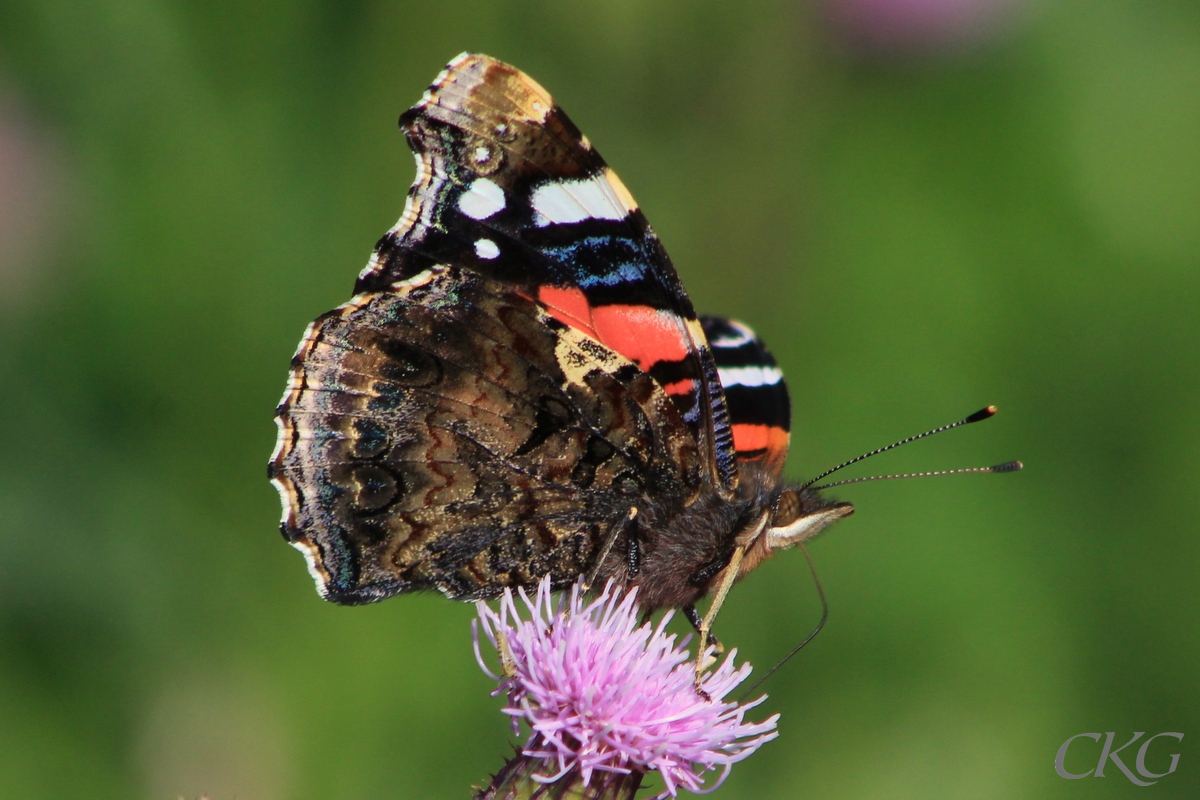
left=717, top=365, right=784, bottom=388
left=457, top=177, right=506, bottom=220
left=474, top=238, right=500, bottom=259
left=531, top=173, right=631, bottom=227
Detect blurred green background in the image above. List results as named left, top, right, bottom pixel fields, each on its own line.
left=1, top=0, right=1197, bottom=798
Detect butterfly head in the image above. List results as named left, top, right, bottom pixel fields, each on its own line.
left=734, top=487, right=853, bottom=580
left=765, top=487, right=854, bottom=551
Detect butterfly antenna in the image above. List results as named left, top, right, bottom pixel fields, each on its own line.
left=801, top=405, right=1000, bottom=490
left=810, top=461, right=1022, bottom=491
left=737, top=542, right=827, bottom=703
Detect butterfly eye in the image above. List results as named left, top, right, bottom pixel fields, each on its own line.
left=770, top=487, right=802, bottom=528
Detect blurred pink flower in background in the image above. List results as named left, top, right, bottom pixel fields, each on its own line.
left=823, top=0, right=1024, bottom=54
left=474, top=578, right=778, bottom=799
left=0, top=80, right=66, bottom=310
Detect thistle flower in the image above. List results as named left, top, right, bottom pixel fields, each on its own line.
left=473, top=578, right=779, bottom=799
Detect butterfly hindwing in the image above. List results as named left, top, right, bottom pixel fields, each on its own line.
left=355, top=53, right=738, bottom=495
left=701, top=316, right=791, bottom=483
left=270, top=265, right=703, bottom=602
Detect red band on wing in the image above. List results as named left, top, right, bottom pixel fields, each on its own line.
left=537, top=285, right=601, bottom=340
left=731, top=423, right=790, bottom=469
left=660, top=378, right=695, bottom=396
left=537, top=285, right=692, bottom=373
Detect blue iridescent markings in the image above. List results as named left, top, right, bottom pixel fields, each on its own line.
left=578, top=262, right=643, bottom=287
left=542, top=236, right=647, bottom=288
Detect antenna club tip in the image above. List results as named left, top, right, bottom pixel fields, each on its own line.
left=992, top=460, right=1023, bottom=473
left=965, top=405, right=998, bottom=424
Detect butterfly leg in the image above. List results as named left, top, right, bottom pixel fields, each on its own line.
left=682, top=604, right=722, bottom=654
left=627, top=532, right=641, bottom=577
left=694, top=545, right=746, bottom=697
left=582, top=507, right=638, bottom=592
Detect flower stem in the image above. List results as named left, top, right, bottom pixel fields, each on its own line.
left=476, top=747, right=644, bottom=800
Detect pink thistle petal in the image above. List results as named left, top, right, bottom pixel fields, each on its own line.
left=474, top=577, right=779, bottom=798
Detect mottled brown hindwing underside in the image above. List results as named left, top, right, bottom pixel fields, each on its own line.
left=270, top=265, right=702, bottom=602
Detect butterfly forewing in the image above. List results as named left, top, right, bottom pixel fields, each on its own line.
left=356, top=53, right=738, bottom=494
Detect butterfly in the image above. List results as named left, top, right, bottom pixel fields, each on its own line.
left=269, top=53, right=853, bottom=657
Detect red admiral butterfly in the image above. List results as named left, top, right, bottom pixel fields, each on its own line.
left=270, top=53, right=858, bottom=656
